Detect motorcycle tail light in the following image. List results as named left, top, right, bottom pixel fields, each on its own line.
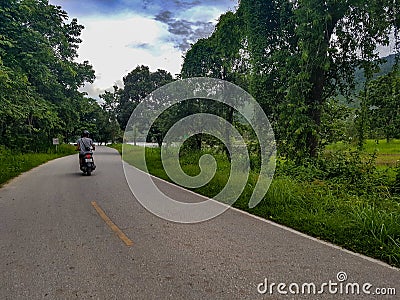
left=86, top=154, right=91, bottom=158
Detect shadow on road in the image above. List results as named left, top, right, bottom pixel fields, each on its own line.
left=63, top=171, right=96, bottom=178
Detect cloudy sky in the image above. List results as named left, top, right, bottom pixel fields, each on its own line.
left=49, top=0, right=237, bottom=98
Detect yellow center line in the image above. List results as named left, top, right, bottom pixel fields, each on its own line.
left=91, top=201, right=133, bottom=246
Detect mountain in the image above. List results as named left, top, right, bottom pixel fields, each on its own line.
left=339, top=54, right=398, bottom=108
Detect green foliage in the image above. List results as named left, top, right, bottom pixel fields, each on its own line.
left=0, top=0, right=96, bottom=151
left=181, top=38, right=222, bottom=79
left=282, top=0, right=397, bottom=158
left=180, top=13, right=251, bottom=155
left=393, top=163, right=400, bottom=194
left=238, top=0, right=291, bottom=128
left=100, top=66, right=175, bottom=147
left=115, top=65, right=174, bottom=131
left=352, top=204, right=400, bottom=265
left=99, top=86, right=123, bottom=144
left=277, top=144, right=399, bottom=201
left=0, top=143, right=75, bottom=186
left=181, top=0, right=399, bottom=160
left=365, top=68, right=400, bottom=141
left=320, top=99, right=354, bottom=145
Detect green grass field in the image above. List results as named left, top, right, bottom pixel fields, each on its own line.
left=111, top=142, right=400, bottom=268
left=0, top=144, right=76, bottom=186
left=327, top=139, right=400, bottom=167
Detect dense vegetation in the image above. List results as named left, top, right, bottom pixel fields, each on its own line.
left=1, top=1, right=398, bottom=153
left=181, top=0, right=399, bottom=159
left=100, top=1, right=400, bottom=157
left=0, top=0, right=120, bottom=151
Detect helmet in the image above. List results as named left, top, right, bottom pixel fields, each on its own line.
left=82, top=130, right=90, bottom=137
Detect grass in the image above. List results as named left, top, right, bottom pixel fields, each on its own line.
left=0, top=144, right=76, bottom=186
left=327, top=139, right=400, bottom=167
left=110, top=143, right=400, bottom=268
left=247, top=179, right=400, bottom=266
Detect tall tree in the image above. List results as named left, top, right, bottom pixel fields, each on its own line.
left=0, top=0, right=95, bottom=150
left=181, top=12, right=248, bottom=154
left=237, top=0, right=295, bottom=154
left=234, top=0, right=399, bottom=159
left=99, top=86, right=122, bottom=144
left=116, top=65, right=174, bottom=131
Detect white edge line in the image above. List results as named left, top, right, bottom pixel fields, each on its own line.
left=121, top=158, right=400, bottom=271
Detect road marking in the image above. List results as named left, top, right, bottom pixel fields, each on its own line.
left=91, top=201, right=133, bottom=246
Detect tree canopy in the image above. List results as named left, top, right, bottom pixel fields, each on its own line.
left=0, top=0, right=97, bottom=151
left=180, top=0, right=399, bottom=160
left=2, top=0, right=399, bottom=158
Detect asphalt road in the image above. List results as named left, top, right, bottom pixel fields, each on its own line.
left=0, top=146, right=399, bottom=299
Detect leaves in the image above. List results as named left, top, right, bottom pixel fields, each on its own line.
left=180, top=0, right=399, bottom=160
left=0, top=0, right=95, bottom=151
left=365, top=68, right=400, bottom=141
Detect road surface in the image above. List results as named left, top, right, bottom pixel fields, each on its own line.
left=0, top=146, right=398, bottom=299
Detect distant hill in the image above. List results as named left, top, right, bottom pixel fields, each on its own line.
left=338, top=54, right=398, bottom=108
left=354, top=54, right=397, bottom=85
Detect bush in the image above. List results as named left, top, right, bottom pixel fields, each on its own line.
left=276, top=150, right=394, bottom=197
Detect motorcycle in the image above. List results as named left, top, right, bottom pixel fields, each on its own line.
left=80, top=152, right=96, bottom=176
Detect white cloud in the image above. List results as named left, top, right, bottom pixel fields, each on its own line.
left=48, top=0, right=236, bottom=100
left=76, top=13, right=182, bottom=98
left=176, top=6, right=225, bottom=23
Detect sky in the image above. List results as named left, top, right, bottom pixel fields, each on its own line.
left=49, top=0, right=237, bottom=99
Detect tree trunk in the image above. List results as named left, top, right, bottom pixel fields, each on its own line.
left=195, top=134, right=202, bottom=151
left=223, top=106, right=234, bottom=161
left=304, top=14, right=338, bottom=158
left=306, top=67, right=324, bottom=157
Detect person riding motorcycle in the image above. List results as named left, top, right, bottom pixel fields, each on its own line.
left=76, top=130, right=95, bottom=167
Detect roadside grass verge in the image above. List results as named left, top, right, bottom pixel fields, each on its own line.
left=110, top=143, right=400, bottom=268
left=0, top=144, right=76, bottom=186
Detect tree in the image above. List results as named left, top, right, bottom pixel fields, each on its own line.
left=180, top=12, right=248, bottom=154
left=99, top=86, right=122, bottom=144
left=320, top=99, right=354, bottom=145
left=117, top=66, right=174, bottom=131
left=188, top=0, right=399, bottom=160
left=281, top=0, right=398, bottom=158
left=0, top=0, right=95, bottom=151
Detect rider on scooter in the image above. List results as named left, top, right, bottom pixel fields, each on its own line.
left=76, top=130, right=95, bottom=167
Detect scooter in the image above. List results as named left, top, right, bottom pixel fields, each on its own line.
left=80, top=152, right=96, bottom=176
